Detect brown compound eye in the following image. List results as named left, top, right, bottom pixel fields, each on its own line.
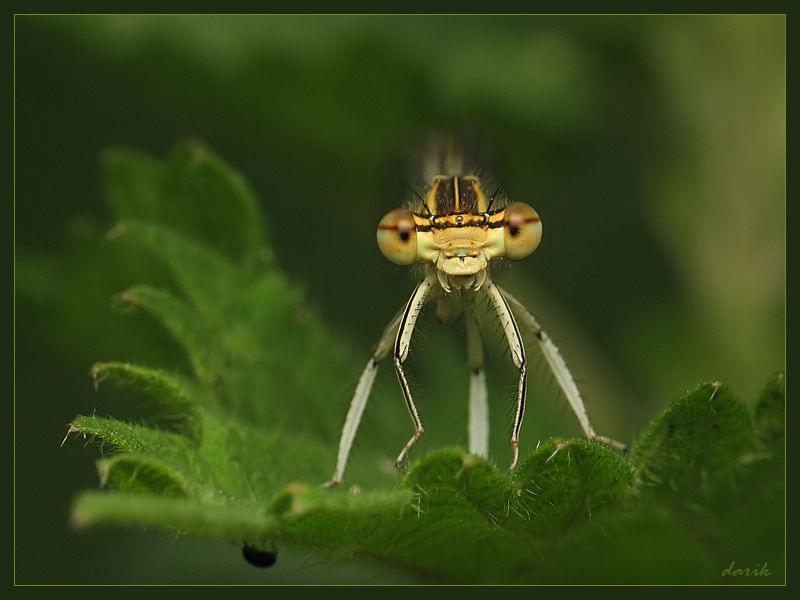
left=503, top=202, right=542, bottom=260
left=376, top=208, right=418, bottom=265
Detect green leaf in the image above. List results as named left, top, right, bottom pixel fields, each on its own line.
left=115, top=220, right=241, bottom=314
left=97, top=455, right=192, bottom=497
left=541, top=375, right=786, bottom=584
left=102, top=141, right=267, bottom=268
left=90, top=362, right=201, bottom=436
left=630, top=381, right=757, bottom=502
left=113, top=285, right=221, bottom=387
left=62, top=143, right=784, bottom=583
left=72, top=492, right=278, bottom=540
left=753, top=371, right=785, bottom=457
left=69, top=416, right=199, bottom=476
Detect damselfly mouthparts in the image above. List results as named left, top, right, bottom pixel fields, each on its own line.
left=326, top=153, right=624, bottom=486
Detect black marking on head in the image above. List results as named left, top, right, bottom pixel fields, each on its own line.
left=487, top=210, right=506, bottom=228
left=432, top=176, right=483, bottom=215
left=430, top=220, right=478, bottom=230
left=459, top=178, right=480, bottom=213
left=242, top=545, right=278, bottom=568
left=434, top=178, right=456, bottom=214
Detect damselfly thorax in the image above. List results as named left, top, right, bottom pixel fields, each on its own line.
left=325, top=171, right=624, bottom=487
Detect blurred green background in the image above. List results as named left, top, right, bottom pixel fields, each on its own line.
left=15, top=15, right=784, bottom=583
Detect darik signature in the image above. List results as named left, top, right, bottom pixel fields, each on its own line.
left=721, top=561, right=771, bottom=577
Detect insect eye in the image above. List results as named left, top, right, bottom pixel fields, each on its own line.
left=377, top=208, right=418, bottom=265
left=503, top=202, right=542, bottom=260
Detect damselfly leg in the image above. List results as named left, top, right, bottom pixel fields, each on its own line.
left=465, top=301, right=489, bottom=458
left=325, top=278, right=433, bottom=487
left=484, top=281, right=527, bottom=470
left=501, top=287, right=627, bottom=453
left=324, top=307, right=403, bottom=488
left=392, top=278, right=434, bottom=470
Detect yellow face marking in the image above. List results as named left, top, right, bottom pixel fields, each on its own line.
left=424, top=177, right=442, bottom=215
left=472, top=178, right=489, bottom=213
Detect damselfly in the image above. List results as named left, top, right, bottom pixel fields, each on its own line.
left=326, top=148, right=624, bottom=486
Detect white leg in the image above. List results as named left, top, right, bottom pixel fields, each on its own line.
left=393, top=278, right=434, bottom=469
left=499, top=287, right=626, bottom=452
left=325, top=307, right=404, bottom=487
left=465, top=305, right=489, bottom=458
left=483, top=281, right=527, bottom=470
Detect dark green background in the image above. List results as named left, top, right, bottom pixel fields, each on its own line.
left=15, top=15, right=785, bottom=583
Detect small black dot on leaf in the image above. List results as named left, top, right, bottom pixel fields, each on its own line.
left=242, top=544, right=277, bottom=568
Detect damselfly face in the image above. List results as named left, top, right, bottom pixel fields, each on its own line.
left=376, top=175, right=543, bottom=291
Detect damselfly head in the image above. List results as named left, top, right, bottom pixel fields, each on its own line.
left=376, top=175, right=542, bottom=287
